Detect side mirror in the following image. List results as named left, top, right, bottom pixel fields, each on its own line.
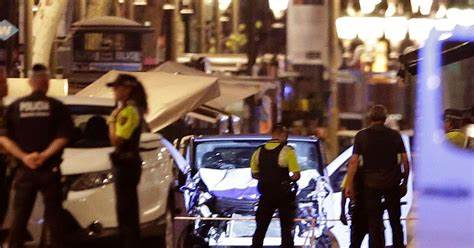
left=159, top=136, right=191, bottom=175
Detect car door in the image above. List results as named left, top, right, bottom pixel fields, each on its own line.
left=137, top=133, right=173, bottom=223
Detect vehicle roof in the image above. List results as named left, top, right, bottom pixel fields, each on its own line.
left=4, top=96, right=115, bottom=107
left=194, top=134, right=319, bottom=142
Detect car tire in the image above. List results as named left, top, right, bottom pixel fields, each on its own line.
left=312, top=229, right=340, bottom=248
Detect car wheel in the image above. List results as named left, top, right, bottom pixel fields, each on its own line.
left=315, top=230, right=340, bottom=248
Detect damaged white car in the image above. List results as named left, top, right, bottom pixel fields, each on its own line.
left=174, top=134, right=413, bottom=247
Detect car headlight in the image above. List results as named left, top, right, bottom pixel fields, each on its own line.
left=70, top=170, right=115, bottom=191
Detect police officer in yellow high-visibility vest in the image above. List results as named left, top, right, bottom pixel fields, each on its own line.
left=250, top=125, right=301, bottom=248
left=107, top=74, right=148, bottom=248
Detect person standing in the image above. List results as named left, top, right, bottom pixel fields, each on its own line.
left=107, top=74, right=148, bottom=248
left=250, top=125, right=300, bottom=248
left=1, top=64, right=73, bottom=248
left=0, top=62, right=10, bottom=230
left=345, top=105, right=410, bottom=248
left=340, top=171, right=368, bottom=248
left=443, top=109, right=467, bottom=148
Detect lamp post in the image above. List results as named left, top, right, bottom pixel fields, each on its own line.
left=180, top=3, right=194, bottom=53
left=327, top=0, right=341, bottom=161
left=163, top=3, right=177, bottom=61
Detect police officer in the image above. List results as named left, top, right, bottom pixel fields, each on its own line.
left=0, top=64, right=73, bottom=248
left=250, top=124, right=300, bottom=248
left=0, top=62, right=9, bottom=231
left=107, top=74, right=148, bottom=248
left=443, top=109, right=467, bottom=148
left=340, top=170, right=368, bottom=248
left=345, top=105, right=410, bottom=248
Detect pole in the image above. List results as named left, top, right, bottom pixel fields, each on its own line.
left=79, top=0, right=87, bottom=20
left=171, top=0, right=179, bottom=61
left=182, top=14, right=191, bottom=53
left=326, top=0, right=341, bottom=161
left=232, top=0, right=239, bottom=36
left=214, top=0, right=222, bottom=53
left=246, top=0, right=257, bottom=74
left=126, top=0, right=135, bottom=20
left=163, top=4, right=175, bottom=61
left=198, top=0, right=206, bottom=52
left=24, top=0, right=33, bottom=76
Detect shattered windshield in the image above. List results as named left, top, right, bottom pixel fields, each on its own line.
left=194, top=140, right=320, bottom=171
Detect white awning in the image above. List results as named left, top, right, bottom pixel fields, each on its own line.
left=153, top=62, right=275, bottom=109
left=76, top=70, right=220, bottom=132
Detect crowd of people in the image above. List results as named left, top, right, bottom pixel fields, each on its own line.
left=0, top=63, right=148, bottom=248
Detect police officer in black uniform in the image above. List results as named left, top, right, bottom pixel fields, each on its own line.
left=0, top=62, right=10, bottom=232
left=250, top=125, right=301, bottom=248
left=1, top=64, right=73, bottom=248
left=107, top=74, right=148, bottom=248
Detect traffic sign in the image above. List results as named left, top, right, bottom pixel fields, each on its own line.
left=0, top=20, right=19, bottom=41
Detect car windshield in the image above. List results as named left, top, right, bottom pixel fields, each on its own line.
left=194, top=140, right=320, bottom=171
left=67, top=105, right=114, bottom=148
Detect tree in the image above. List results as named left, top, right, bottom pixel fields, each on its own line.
left=32, top=0, right=69, bottom=66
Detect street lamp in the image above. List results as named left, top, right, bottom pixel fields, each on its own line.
left=134, top=0, right=147, bottom=5
left=357, top=17, right=384, bottom=45
left=336, top=17, right=359, bottom=58
left=268, top=0, right=289, bottom=19
left=408, top=18, right=434, bottom=45
left=218, top=0, right=232, bottom=12
left=446, top=8, right=474, bottom=27
left=359, top=0, right=382, bottom=14
left=384, top=16, right=408, bottom=58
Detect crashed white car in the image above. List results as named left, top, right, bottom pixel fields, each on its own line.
left=174, top=134, right=413, bottom=247
left=3, top=96, right=174, bottom=247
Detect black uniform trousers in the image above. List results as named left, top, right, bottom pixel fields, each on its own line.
left=112, top=154, right=142, bottom=248
left=0, top=155, right=10, bottom=226
left=363, top=185, right=404, bottom=248
left=252, top=191, right=296, bottom=248
left=8, top=166, right=64, bottom=248
left=349, top=200, right=369, bottom=248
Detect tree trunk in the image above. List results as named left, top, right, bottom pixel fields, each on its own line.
left=31, top=0, right=69, bottom=67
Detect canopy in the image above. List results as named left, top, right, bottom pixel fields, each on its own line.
left=7, top=78, right=68, bottom=97
left=76, top=70, right=220, bottom=132
left=399, top=41, right=474, bottom=75
left=153, top=62, right=275, bottom=109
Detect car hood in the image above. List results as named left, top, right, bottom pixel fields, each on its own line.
left=61, top=147, right=114, bottom=175
left=198, top=168, right=321, bottom=200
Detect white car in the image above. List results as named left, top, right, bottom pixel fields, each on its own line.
left=3, top=96, right=175, bottom=247
left=174, top=134, right=413, bottom=247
